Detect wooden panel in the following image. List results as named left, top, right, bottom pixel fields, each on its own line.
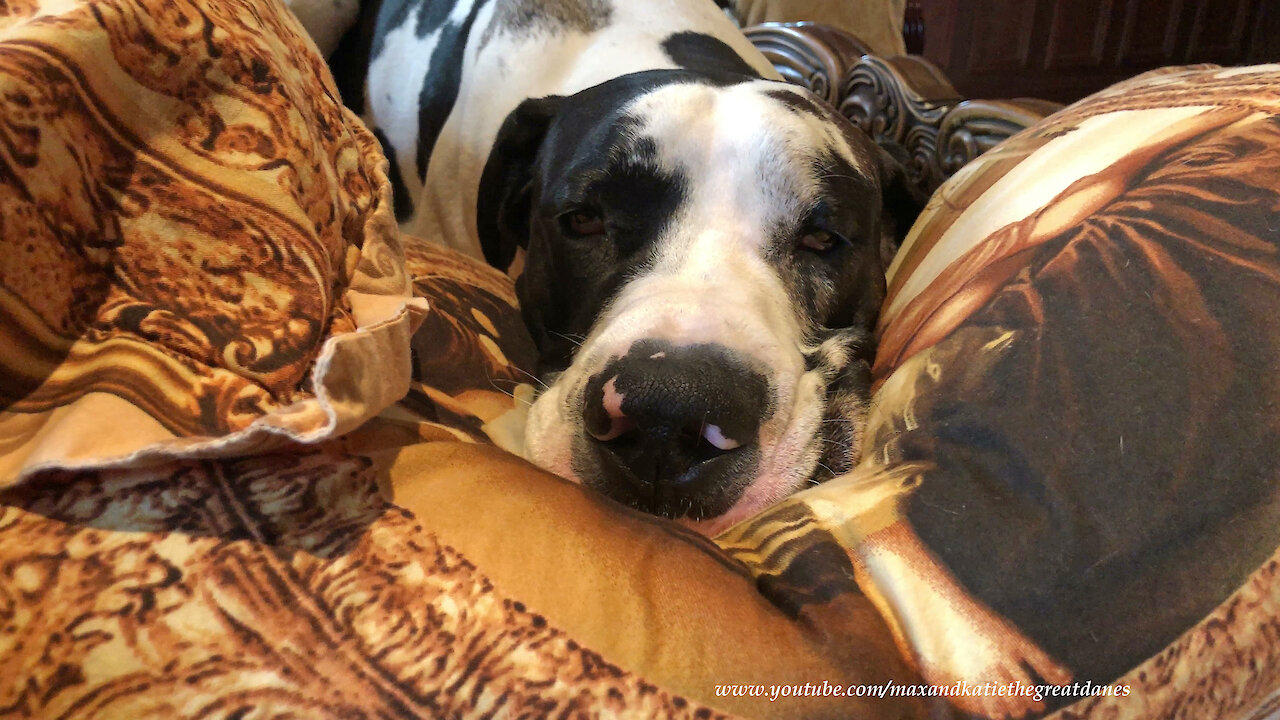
left=1247, top=0, right=1280, bottom=63
left=920, top=0, right=1270, bottom=104
left=965, top=0, right=1038, bottom=72
left=1044, top=0, right=1113, bottom=69
left=1185, top=0, right=1251, bottom=62
left=904, top=0, right=926, bottom=54
left=1116, top=0, right=1184, bottom=65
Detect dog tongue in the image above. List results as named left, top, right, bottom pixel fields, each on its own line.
left=701, top=424, right=741, bottom=451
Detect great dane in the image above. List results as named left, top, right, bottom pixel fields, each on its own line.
left=333, top=0, right=923, bottom=536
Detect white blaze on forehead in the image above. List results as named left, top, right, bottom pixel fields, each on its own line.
left=618, top=81, right=871, bottom=263
left=623, top=82, right=833, bottom=231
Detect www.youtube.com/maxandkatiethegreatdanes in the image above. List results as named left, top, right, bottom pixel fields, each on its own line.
left=714, top=679, right=1132, bottom=703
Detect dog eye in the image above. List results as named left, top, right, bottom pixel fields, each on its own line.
left=561, top=210, right=606, bottom=237
left=797, top=229, right=837, bottom=253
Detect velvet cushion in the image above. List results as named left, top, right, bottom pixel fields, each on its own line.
left=722, top=63, right=1280, bottom=719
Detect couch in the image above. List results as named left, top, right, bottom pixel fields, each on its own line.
left=1, top=2, right=1276, bottom=719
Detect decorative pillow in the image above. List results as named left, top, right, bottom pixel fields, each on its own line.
left=390, top=237, right=539, bottom=446
left=0, top=0, right=424, bottom=484
left=720, top=64, right=1280, bottom=719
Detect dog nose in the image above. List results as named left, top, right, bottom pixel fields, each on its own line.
left=580, top=342, right=771, bottom=512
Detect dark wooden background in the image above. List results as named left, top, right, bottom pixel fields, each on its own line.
left=913, top=0, right=1279, bottom=103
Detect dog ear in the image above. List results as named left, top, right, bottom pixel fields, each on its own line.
left=476, top=95, right=563, bottom=270
left=874, top=143, right=929, bottom=269
left=515, top=219, right=577, bottom=377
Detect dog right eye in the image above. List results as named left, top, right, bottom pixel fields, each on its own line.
left=560, top=210, right=606, bottom=237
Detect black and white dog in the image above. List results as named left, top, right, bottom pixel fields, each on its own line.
left=333, top=0, right=923, bottom=535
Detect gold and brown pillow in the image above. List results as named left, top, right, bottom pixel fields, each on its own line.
left=0, top=0, right=424, bottom=484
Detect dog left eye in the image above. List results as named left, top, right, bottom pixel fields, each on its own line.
left=561, top=210, right=606, bottom=237
left=797, top=229, right=838, bottom=253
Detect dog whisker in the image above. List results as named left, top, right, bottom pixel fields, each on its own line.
left=505, top=364, right=551, bottom=392
left=551, top=331, right=586, bottom=348
left=483, top=367, right=541, bottom=408
left=486, top=381, right=535, bottom=408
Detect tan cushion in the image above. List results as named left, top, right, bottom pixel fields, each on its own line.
left=382, top=440, right=923, bottom=719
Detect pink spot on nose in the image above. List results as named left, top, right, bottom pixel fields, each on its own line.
left=588, top=376, right=634, bottom=441
left=601, top=376, right=625, bottom=417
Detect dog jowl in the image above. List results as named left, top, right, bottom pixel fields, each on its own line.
left=355, top=0, right=924, bottom=535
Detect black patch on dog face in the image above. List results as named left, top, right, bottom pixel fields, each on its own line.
left=480, top=0, right=614, bottom=49
left=768, top=147, right=888, bottom=337
left=661, top=31, right=762, bottom=79
left=479, top=71, right=776, bottom=376
left=522, top=77, right=695, bottom=375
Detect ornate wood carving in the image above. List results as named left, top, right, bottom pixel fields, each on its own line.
left=937, top=98, right=1066, bottom=174
left=840, top=54, right=961, bottom=191
left=742, top=22, right=871, bottom=105
left=745, top=22, right=1065, bottom=192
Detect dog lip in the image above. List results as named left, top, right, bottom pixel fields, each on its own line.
left=577, top=429, right=758, bottom=520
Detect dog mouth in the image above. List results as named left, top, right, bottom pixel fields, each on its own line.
left=572, top=428, right=762, bottom=521
left=523, top=332, right=867, bottom=535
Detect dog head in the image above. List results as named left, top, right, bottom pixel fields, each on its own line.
left=478, top=71, right=924, bottom=535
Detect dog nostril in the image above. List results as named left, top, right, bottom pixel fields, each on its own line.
left=587, top=415, right=634, bottom=442
left=585, top=375, right=635, bottom=441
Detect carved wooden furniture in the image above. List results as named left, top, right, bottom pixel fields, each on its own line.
left=745, top=21, right=1064, bottom=194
